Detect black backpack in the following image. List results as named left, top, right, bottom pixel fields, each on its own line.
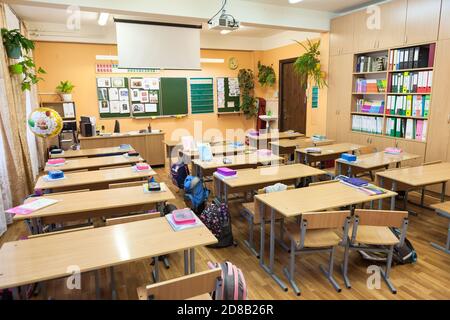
left=200, top=202, right=234, bottom=248
left=170, top=161, right=189, bottom=189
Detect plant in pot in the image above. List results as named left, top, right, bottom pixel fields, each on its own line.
left=257, top=61, right=276, bottom=87
left=10, top=56, right=46, bottom=91
left=238, top=68, right=257, bottom=118
left=1, top=28, right=35, bottom=59
left=56, top=81, right=75, bottom=102
left=293, top=39, right=327, bottom=89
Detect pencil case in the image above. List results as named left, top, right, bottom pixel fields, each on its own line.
left=217, top=167, right=237, bottom=177
left=172, top=208, right=196, bottom=225
left=136, top=163, right=150, bottom=171
left=50, top=149, right=63, bottom=154
left=341, top=153, right=357, bottom=162
left=48, top=170, right=64, bottom=180
left=127, top=151, right=140, bottom=157
left=48, top=158, right=65, bottom=165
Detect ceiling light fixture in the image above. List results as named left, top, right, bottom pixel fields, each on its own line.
left=98, top=12, right=110, bottom=26
left=288, top=0, right=304, bottom=3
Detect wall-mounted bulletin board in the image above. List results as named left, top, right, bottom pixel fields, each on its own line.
left=97, top=77, right=131, bottom=118
left=217, top=77, right=240, bottom=113
left=129, top=77, right=160, bottom=118
left=160, top=77, right=188, bottom=116
left=190, top=78, right=214, bottom=114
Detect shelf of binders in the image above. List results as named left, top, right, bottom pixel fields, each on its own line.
left=384, top=117, right=427, bottom=143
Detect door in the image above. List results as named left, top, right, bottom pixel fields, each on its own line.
left=279, top=58, right=307, bottom=133
left=405, top=0, right=441, bottom=45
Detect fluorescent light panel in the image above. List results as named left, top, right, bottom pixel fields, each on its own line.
left=95, top=55, right=223, bottom=64
left=98, top=12, right=109, bottom=26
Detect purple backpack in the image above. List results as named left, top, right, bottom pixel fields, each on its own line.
left=200, top=202, right=234, bottom=248
left=170, top=161, right=189, bottom=189
left=208, top=261, right=247, bottom=300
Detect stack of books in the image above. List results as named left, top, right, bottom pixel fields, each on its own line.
left=356, top=99, right=385, bottom=114
left=355, top=79, right=387, bottom=93
left=214, top=167, right=237, bottom=180
left=165, top=208, right=202, bottom=232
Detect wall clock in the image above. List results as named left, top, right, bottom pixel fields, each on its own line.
left=228, top=57, right=239, bottom=70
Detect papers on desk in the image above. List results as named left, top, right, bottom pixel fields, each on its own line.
left=305, top=147, right=322, bottom=154
left=165, top=213, right=203, bottom=231
left=6, top=198, right=59, bottom=215
left=214, top=172, right=238, bottom=181
left=338, top=179, right=386, bottom=196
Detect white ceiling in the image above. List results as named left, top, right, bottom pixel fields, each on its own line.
left=244, top=0, right=381, bottom=13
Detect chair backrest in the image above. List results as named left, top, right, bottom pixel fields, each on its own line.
left=137, top=268, right=221, bottom=300
left=109, top=180, right=144, bottom=189
left=42, top=189, right=90, bottom=196
left=356, top=146, right=377, bottom=156
left=423, top=160, right=442, bottom=166
left=27, top=226, right=94, bottom=239
left=105, top=212, right=160, bottom=226
left=302, top=211, right=351, bottom=230
left=309, top=180, right=339, bottom=187
left=354, top=209, right=408, bottom=228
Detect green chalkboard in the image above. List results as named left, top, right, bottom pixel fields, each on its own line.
left=160, top=78, right=188, bottom=116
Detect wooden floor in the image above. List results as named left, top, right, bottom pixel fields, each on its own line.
left=1, top=163, right=450, bottom=300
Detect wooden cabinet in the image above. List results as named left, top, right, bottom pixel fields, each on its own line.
left=326, top=54, right=353, bottom=141
left=439, top=0, right=450, bottom=40
left=330, top=14, right=354, bottom=56
left=353, top=0, right=407, bottom=52
left=405, top=0, right=441, bottom=45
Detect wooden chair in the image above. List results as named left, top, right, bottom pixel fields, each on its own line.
left=241, top=186, right=294, bottom=257
left=136, top=268, right=222, bottom=300
left=341, top=209, right=409, bottom=294
left=283, top=211, right=351, bottom=295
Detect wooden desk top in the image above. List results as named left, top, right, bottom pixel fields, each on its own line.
left=270, top=138, right=335, bottom=149
left=247, top=132, right=304, bottom=141
left=182, top=145, right=256, bottom=158
left=220, top=164, right=326, bottom=188
left=0, top=218, right=217, bottom=289
left=44, top=155, right=143, bottom=172
left=376, top=162, right=450, bottom=187
left=296, top=143, right=363, bottom=156
left=254, top=181, right=396, bottom=217
left=78, top=132, right=164, bottom=140
left=35, top=166, right=156, bottom=191
left=50, top=146, right=133, bottom=159
left=335, top=152, right=420, bottom=170
left=14, top=184, right=175, bottom=221
left=193, top=152, right=283, bottom=170
left=431, top=201, right=450, bottom=213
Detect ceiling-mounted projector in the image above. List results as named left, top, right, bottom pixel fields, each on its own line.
left=208, top=0, right=240, bottom=32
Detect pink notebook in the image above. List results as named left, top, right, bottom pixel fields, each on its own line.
left=136, top=163, right=151, bottom=171
left=384, top=147, right=402, bottom=154
left=172, top=208, right=196, bottom=225
left=47, top=158, right=65, bottom=165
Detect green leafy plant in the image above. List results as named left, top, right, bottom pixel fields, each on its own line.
left=10, top=56, right=46, bottom=91
left=257, top=61, right=276, bottom=87
left=238, top=68, right=257, bottom=118
left=56, top=80, right=75, bottom=94
left=293, top=39, right=327, bottom=89
left=1, top=28, right=35, bottom=58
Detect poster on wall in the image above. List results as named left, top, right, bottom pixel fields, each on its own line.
left=217, top=78, right=225, bottom=108
left=96, top=77, right=130, bottom=118
left=129, top=77, right=160, bottom=118
left=120, top=101, right=130, bottom=114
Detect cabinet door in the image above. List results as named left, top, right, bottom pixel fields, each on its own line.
left=377, top=0, right=408, bottom=49
left=330, top=14, right=354, bottom=56
left=405, top=0, right=441, bottom=45
left=326, top=56, right=341, bottom=139
left=396, top=139, right=426, bottom=166
left=439, top=0, right=450, bottom=40
left=369, top=136, right=395, bottom=151
left=425, top=40, right=450, bottom=164
left=353, top=9, right=378, bottom=52
left=336, top=55, right=354, bottom=142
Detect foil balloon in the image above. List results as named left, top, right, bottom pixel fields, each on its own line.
left=27, top=107, right=63, bottom=138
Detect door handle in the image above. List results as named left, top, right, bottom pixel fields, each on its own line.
left=448, top=113, right=450, bottom=124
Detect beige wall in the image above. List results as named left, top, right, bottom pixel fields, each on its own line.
left=34, top=36, right=329, bottom=140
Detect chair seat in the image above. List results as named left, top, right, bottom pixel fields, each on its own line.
left=349, top=225, right=399, bottom=246
left=284, top=222, right=341, bottom=248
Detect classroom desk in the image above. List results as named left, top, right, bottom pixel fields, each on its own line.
left=14, top=183, right=175, bottom=233
left=247, top=132, right=304, bottom=148
left=376, top=162, right=450, bottom=212
left=0, top=218, right=217, bottom=297
left=164, top=139, right=230, bottom=167
left=44, top=155, right=144, bottom=172
left=335, top=152, right=420, bottom=177
left=35, top=166, right=156, bottom=193
left=50, top=146, right=133, bottom=159
left=253, top=181, right=396, bottom=290
left=214, top=164, right=326, bottom=204
left=192, top=152, right=283, bottom=178
left=270, top=138, right=335, bottom=156
left=296, top=143, right=363, bottom=165
left=181, top=145, right=256, bottom=160
left=430, top=202, right=450, bottom=255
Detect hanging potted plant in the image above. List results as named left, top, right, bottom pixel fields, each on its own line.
left=257, top=61, right=276, bottom=87
left=56, top=80, right=75, bottom=102
left=293, top=39, right=327, bottom=89
left=1, top=28, right=35, bottom=59
left=10, top=56, right=46, bottom=91
left=238, top=68, right=257, bottom=118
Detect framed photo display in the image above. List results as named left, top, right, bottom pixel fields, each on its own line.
left=97, top=77, right=130, bottom=118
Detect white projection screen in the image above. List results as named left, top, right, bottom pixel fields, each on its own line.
left=115, top=20, right=201, bottom=70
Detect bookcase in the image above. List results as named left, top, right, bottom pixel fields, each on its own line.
left=350, top=43, right=435, bottom=144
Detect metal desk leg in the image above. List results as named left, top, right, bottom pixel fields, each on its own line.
left=338, top=162, right=342, bottom=176
left=190, top=248, right=195, bottom=274
left=184, top=250, right=189, bottom=275
left=441, top=182, right=447, bottom=202
left=348, top=166, right=352, bottom=178
left=431, top=211, right=450, bottom=255
left=259, top=202, right=265, bottom=267
left=12, top=287, right=20, bottom=300
left=94, top=270, right=101, bottom=300
left=260, top=208, right=288, bottom=291
left=378, top=177, right=384, bottom=209
left=390, top=181, right=397, bottom=211
left=224, top=184, right=228, bottom=205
